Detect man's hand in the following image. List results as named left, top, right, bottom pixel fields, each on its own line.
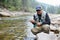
left=30, top=20, right=36, bottom=24
left=37, top=22, right=41, bottom=27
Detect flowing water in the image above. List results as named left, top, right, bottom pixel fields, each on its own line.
left=0, top=15, right=35, bottom=40
left=0, top=14, right=38, bottom=40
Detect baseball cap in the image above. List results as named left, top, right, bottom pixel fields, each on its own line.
left=36, top=6, right=42, bottom=11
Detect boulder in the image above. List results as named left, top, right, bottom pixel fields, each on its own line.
left=37, top=32, right=50, bottom=40
left=0, top=12, right=11, bottom=17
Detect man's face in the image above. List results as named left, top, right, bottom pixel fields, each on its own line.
left=36, top=10, right=42, bottom=15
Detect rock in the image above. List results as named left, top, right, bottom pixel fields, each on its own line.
left=50, top=25, right=60, bottom=34
left=57, top=27, right=60, bottom=31
left=0, top=12, right=11, bottom=17
left=49, top=32, right=57, bottom=40
left=37, top=32, right=50, bottom=40
left=50, top=25, right=57, bottom=30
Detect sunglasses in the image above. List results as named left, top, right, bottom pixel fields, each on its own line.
left=36, top=10, right=41, bottom=11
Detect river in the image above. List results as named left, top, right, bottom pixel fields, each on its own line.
left=0, top=15, right=37, bottom=40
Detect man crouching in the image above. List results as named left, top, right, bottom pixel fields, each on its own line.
left=30, top=6, right=51, bottom=35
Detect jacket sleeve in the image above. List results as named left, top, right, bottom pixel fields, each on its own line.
left=32, top=15, right=36, bottom=27
left=33, top=15, right=36, bottom=21
left=33, top=15, right=36, bottom=24
left=41, top=13, right=51, bottom=25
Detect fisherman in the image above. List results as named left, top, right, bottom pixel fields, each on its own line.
left=30, top=6, right=51, bottom=35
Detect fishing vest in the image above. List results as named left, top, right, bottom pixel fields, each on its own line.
left=34, top=11, right=47, bottom=23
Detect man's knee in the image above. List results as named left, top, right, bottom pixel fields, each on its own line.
left=42, top=24, right=50, bottom=30
left=31, top=27, right=42, bottom=35
left=42, top=24, right=50, bottom=34
left=31, top=28, right=38, bottom=35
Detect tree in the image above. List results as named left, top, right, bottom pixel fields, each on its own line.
left=56, top=6, right=60, bottom=14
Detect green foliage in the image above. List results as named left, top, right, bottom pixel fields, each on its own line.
left=8, top=7, right=16, bottom=11
left=47, top=6, right=56, bottom=13
left=0, top=0, right=38, bottom=12
left=27, top=8, right=36, bottom=13
left=57, top=7, right=60, bottom=14
left=0, top=0, right=60, bottom=13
